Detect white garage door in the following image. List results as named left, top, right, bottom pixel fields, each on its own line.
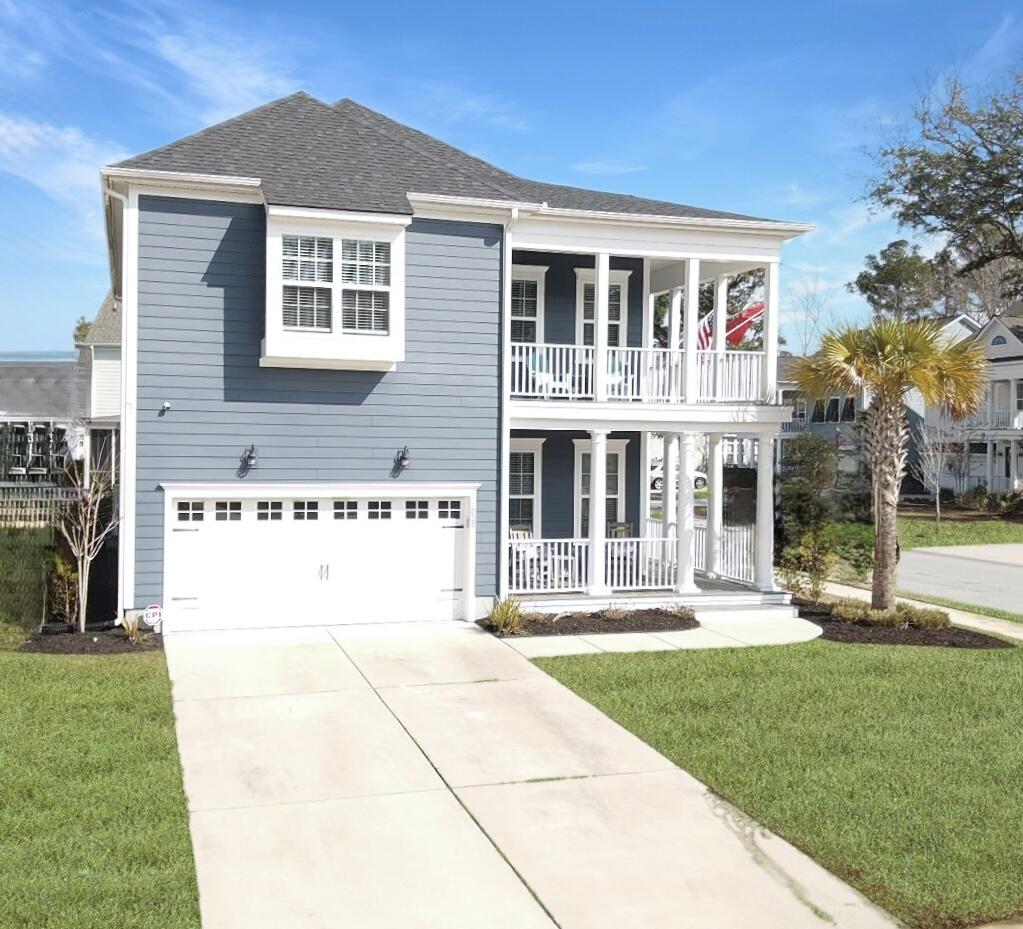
left=164, top=491, right=470, bottom=631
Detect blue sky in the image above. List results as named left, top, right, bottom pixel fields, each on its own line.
left=1, top=0, right=1021, bottom=352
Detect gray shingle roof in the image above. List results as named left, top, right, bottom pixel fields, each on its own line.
left=115, top=93, right=781, bottom=223
left=0, top=361, right=77, bottom=418
left=80, top=292, right=120, bottom=345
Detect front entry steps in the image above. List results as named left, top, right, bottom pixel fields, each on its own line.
left=513, top=588, right=794, bottom=617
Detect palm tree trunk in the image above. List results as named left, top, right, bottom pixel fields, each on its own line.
left=863, top=398, right=908, bottom=612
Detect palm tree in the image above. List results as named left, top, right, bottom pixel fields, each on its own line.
left=793, top=319, right=987, bottom=611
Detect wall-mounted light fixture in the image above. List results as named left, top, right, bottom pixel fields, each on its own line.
left=244, top=444, right=258, bottom=468
left=395, top=446, right=411, bottom=471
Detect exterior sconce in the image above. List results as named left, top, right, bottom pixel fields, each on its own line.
left=395, top=446, right=410, bottom=470
left=244, top=444, right=258, bottom=468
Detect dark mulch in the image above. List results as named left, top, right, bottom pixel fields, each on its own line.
left=480, top=607, right=699, bottom=637
left=794, top=600, right=1013, bottom=650
left=20, top=627, right=164, bottom=655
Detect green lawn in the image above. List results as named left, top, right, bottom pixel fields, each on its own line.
left=0, top=631, right=200, bottom=928
left=832, top=514, right=1023, bottom=552
left=537, top=641, right=1023, bottom=929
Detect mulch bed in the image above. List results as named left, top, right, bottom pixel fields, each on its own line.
left=20, top=628, right=164, bottom=655
left=480, top=607, right=699, bottom=637
left=794, top=600, right=1013, bottom=650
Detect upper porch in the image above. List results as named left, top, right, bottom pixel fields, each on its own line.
left=506, top=248, right=784, bottom=418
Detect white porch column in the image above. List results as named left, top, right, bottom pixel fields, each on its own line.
left=661, top=431, right=677, bottom=536
left=705, top=433, right=723, bottom=577
left=668, top=286, right=683, bottom=349
left=761, top=262, right=780, bottom=403
left=593, top=252, right=610, bottom=401
left=1012, top=438, right=1020, bottom=491
left=675, top=434, right=698, bottom=593
left=986, top=440, right=995, bottom=489
left=587, top=429, right=611, bottom=596
left=712, top=275, right=728, bottom=398
left=683, top=258, right=700, bottom=402
left=755, top=432, right=776, bottom=590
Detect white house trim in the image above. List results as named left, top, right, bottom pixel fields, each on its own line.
left=572, top=437, right=629, bottom=537
left=117, top=187, right=139, bottom=616
left=498, top=220, right=514, bottom=598
left=160, top=481, right=481, bottom=624
left=509, top=438, right=545, bottom=537
left=574, top=268, right=632, bottom=347
left=265, top=205, right=413, bottom=227
left=510, top=264, right=548, bottom=344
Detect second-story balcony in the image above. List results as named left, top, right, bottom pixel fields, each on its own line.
left=509, top=343, right=768, bottom=404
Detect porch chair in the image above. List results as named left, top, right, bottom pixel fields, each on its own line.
left=607, top=522, right=633, bottom=538
left=528, top=349, right=573, bottom=398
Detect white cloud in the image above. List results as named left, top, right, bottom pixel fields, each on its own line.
left=571, top=160, right=647, bottom=175
left=0, top=114, right=129, bottom=243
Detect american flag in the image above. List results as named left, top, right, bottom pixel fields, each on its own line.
left=695, top=302, right=765, bottom=349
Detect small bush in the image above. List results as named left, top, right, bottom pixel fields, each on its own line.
left=960, top=485, right=988, bottom=510
left=829, top=598, right=950, bottom=629
left=668, top=605, right=697, bottom=621
left=999, top=491, right=1023, bottom=519
left=600, top=607, right=629, bottom=621
left=985, top=492, right=1007, bottom=515
left=488, top=597, right=524, bottom=635
left=778, top=529, right=838, bottom=603
left=48, top=552, right=79, bottom=626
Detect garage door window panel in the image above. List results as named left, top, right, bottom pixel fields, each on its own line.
left=293, top=501, right=319, bottom=521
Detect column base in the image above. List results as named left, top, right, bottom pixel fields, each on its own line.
left=586, top=584, right=612, bottom=597
left=673, top=581, right=699, bottom=595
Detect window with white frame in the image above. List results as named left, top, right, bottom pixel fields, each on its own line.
left=574, top=439, right=628, bottom=537
left=257, top=501, right=283, bottom=521
left=293, top=500, right=319, bottom=520
left=509, top=438, right=544, bottom=535
left=215, top=501, right=241, bottom=521
left=510, top=265, right=546, bottom=344
left=264, top=215, right=406, bottom=371
left=576, top=269, right=630, bottom=347
left=405, top=500, right=429, bottom=519
left=368, top=500, right=391, bottom=520
left=177, top=500, right=204, bottom=522
left=438, top=500, right=461, bottom=520
left=334, top=500, right=358, bottom=520
left=1016, top=381, right=1023, bottom=411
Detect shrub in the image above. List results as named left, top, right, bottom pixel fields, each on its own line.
left=600, top=607, right=629, bottom=621
left=999, top=491, right=1023, bottom=519
left=48, top=552, right=79, bottom=625
left=829, top=597, right=950, bottom=629
left=960, top=485, right=989, bottom=510
left=488, top=597, right=524, bottom=635
left=938, top=487, right=955, bottom=504
left=0, top=528, right=52, bottom=633
left=779, top=529, right=838, bottom=603
left=985, top=491, right=1007, bottom=515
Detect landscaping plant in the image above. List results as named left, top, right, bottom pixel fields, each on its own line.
left=488, top=597, right=524, bottom=635
left=793, top=319, right=986, bottom=610
left=779, top=529, right=838, bottom=603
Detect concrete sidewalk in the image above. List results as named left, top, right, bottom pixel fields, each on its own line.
left=897, top=543, right=1023, bottom=614
left=165, top=622, right=897, bottom=929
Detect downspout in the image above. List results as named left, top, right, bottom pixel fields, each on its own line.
left=497, top=206, right=518, bottom=605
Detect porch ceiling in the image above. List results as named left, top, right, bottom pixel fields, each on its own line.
left=649, top=257, right=767, bottom=292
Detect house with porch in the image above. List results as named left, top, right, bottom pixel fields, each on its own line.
left=100, top=92, right=809, bottom=632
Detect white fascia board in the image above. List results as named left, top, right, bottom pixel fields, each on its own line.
left=509, top=400, right=791, bottom=432
left=158, top=481, right=482, bottom=500
left=101, top=166, right=262, bottom=192
left=265, top=204, right=413, bottom=227
left=406, top=191, right=812, bottom=238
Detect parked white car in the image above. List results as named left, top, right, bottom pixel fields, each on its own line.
left=650, top=459, right=707, bottom=492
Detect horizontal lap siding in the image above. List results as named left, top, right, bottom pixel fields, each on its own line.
left=134, top=197, right=501, bottom=606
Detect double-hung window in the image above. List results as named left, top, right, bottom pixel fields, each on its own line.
left=574, top=439, right=628, bottom=537
left=282, top=236, right=333, bottom=330
left=509, top=439, right=544, bottom=535
left=265, top=213, right=406, bottom=371
left=510, top=265, right=546, bottom=344
left=576, top=269, right=630, bottom=347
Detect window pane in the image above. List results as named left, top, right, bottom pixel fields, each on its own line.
left=509, top=452, right=534, bottom=496
left=509, top=498, right=534, bottom=531
left=511, top=319, right=537, bottom=343
left=511, top=279, right=538, bottom=317
left=341, top=239, right=390, bottom=286
left=341, top=290, right=389, bottom=333
left=283, top=286, right=331, bottom=330
left=283, top=235, right=332, bottom=283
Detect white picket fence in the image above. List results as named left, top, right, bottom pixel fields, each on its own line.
left=0, top=485, right=72, bottom=529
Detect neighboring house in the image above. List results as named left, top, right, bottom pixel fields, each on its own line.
left=100, top=92, right=809, bottom=631
left=925, top=304, right=1023, bottom=494
left=76, top=293, right=123, bottom=485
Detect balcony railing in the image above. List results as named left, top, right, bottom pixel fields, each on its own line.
left=509, top=343, right=768, bottom=404
left=931, top=409, right=1022, bottom=431
left=508, top=526, right=755, bottom=594
left=781, top=419, right=808, bottom=433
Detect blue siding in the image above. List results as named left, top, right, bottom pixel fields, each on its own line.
left=514, top=430, right=642, bottom=537
left=511, top=252, right=643, bottom=347
left=133, top=197, right=502, bottom=606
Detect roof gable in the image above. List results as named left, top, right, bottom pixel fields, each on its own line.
left=79, top=292, right=121, bottom=345
left=115, top=92, right=788, bottom=223
left=976, top=315, right=1023, bottom=358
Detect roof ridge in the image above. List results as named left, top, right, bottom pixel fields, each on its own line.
left=332, top=98, right=530, bottom=203
left=112, top=91, right=319, bottom=170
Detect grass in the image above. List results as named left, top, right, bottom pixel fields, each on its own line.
left=0, top=624, right=200, bottom=929
left=537, top=641, right=1023, bottom=929
left=830, top=513, right=1023, bottom=552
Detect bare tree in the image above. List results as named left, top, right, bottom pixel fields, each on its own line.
left=57, top=433, right=119, bottom=633
left=911, top=422, right=957, bottom=522
left=946, top=425, right=978, bottom=497
left=788, top=272, right=836, bottom=356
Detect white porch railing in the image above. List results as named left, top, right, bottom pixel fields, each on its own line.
left=605, top=347, right=685, bottom=402
left=509, top=344, right=595, bottom=400
left=508, top=539, right=589, bottom=594
left=696, top=351, right=764, bottom=403
left=781, top=419, right=808, bottom=433
left=720, top=524, right=755, bottom=583
left=510, top=344, right=767, bottom=404
left=605, top=537, right=677, bottom=590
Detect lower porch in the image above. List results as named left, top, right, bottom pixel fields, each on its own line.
left=505, top=426, right=778, bottom=605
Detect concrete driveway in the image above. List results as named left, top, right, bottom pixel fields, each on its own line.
left=898, top=543, right=1023, bottom=612
left=165, top=623, right=896, bottom=929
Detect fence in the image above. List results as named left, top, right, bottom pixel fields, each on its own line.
left=0, top=484, right=73, bottom=529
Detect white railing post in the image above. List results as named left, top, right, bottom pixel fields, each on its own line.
left=587, top=429, right=611, bottom=595
left=755, top=432, right=776, bottom=590
left=683, top=258, right=700, bottom=402
left=713, top=275, right=728, bottom=399
left=675, top=434, right=698, bottom=593
left=706, top=433, right=723, bottom=577
left=594, top=253, right=610, bottom=402
left=761, top=262, right=779, bottom=403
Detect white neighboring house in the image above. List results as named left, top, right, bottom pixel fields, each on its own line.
left=99, top=93, right=812, bottom=631
left=76, top=293, right=122, bottom=485
left=925, top=305, right=1023, bottom=494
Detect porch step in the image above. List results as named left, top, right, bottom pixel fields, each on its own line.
left=692, top=604, right=798, bottom=622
